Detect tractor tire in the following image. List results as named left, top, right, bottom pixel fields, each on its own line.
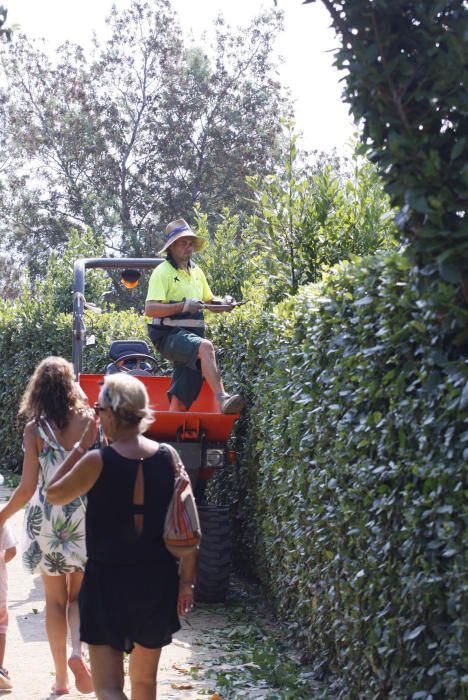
left=195, top=504, right=231, bottom=604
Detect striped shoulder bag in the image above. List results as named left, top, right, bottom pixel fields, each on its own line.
left=161, top=444, right=201, bottom=557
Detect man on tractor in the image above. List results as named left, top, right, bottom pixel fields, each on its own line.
left=145, top=218, right=244, bottom=414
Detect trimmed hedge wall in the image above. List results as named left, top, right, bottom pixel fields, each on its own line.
left=208, top=253, right=468, bottom=698
left=1, top=252, right=466, bottom=696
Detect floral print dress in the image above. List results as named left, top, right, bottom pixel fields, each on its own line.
left=22, top=420, right=87, bottom=576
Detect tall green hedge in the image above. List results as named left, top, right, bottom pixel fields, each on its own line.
left=208, top=252, right=468, bottom=698
left=0, top=300, right=167, bottom=469
left=1, top=253, right=466, bottom=696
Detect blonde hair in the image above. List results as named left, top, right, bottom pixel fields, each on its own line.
left=99, top=374, right=154, bottom=433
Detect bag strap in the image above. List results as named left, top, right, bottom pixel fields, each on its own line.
left=159, top=443, right=189, bottom=481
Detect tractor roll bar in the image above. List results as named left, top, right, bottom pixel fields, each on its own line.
left=72, top=257, right=163, bottom=378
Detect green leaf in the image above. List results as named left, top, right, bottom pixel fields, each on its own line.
left=438, top=260, right=461, bottom=284
left=404, top=625, right=425, bottom=641
left=459, top=381, right=468, bottom=410
left=451, top=137, right=466, bottom=161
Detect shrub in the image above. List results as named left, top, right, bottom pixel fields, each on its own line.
left=1, top=244, right=466, bottom=696
left=307, top=0, right=468, bottom=292
left=209, top=251, right=468, bottom=697
left=246, top=125, right=397, bottom=304
left=0, top=302, right=167, bottom=469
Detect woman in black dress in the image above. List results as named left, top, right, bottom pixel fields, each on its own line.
left=47, top=373, right=197, bottom=700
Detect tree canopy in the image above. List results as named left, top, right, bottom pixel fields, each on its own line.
left=306, top=0, right=468, bottom=297
left=0, top=0, right=289, bottom=278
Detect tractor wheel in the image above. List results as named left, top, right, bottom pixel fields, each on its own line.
left=195, top=504, right=231, bottom=604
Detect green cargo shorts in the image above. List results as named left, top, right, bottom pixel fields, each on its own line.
left=157, top=329, right=204, bottom=409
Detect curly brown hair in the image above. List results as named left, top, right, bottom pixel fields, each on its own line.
left=18, top=356, right=86, bottom=430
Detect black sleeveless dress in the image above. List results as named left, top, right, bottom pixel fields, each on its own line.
left=79, top=444, right=180, bottom=652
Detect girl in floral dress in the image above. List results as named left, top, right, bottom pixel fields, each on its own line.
left=0, top=356, right=95, bottom=696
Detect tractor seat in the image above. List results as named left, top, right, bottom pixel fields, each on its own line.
left=106, top=339, right=156, bottom=376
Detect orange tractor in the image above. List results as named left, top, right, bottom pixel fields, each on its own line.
left=73, top=258, right=239, bottom=602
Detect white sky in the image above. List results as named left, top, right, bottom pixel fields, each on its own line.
left=6, top=0, right=356, bottom=153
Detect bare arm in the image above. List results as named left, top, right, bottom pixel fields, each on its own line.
left=179, top=549, right=198, bottom=585
left=0, top=422, right=40, bottom=527
left=46, top=450, right=103, bottom=505
left=177, top=549, right=198, bottom=616
left=46, top=415, right=99, bottom=491
left=145, top=300, right=185, bottom=318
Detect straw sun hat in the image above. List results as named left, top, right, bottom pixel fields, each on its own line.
left=158, top=219, right=206, bottom=255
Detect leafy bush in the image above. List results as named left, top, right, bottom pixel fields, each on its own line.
left=195, top=206, right=257, bottom=302
left=246, top=125, right=397, bottom=303
left=196, top=126, right=397, bottom=308
left=1, top=225, right=465, bottom=697
left=208, top=252, right=468, bottom=697
left=35, top=228, right=108, bottom=314
left=0, top=301, right=166, bottom=469
left=0, top=292, right=70, bottom=468
left=307, top=0, right=468, bottom=290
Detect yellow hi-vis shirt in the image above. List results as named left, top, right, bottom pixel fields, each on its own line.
left=145, top=260, right=213, bottom=322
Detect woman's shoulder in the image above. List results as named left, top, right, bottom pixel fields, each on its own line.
left=69, top=407, right=93, bottom=428
left=157, top=442, right=175, bottom=457
left=103, top=438, right=164, bottom=461
left=24, top=419, right=38, bottom=438
left=155, top=442, right=181, bottom=468
left=141, top=436, right=160, bottom=454
left=22, top=420, right=41, bottom=453
left=143, top=439, right=177, bottom=463
left=24, top=418, right=36, bottom=431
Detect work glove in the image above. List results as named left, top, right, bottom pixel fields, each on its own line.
left=222, top=295, right=236, bottom=305
left=182, top=298, right=204, bottom=314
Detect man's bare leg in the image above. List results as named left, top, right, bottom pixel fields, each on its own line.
left=169, top=396, right=187, bottom=412
left=198, top=340, right=224, bottom=397
left=198, top=340, right=243, bottom=413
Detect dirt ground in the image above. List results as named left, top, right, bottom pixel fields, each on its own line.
left=0, top=483, right=229, bottom=700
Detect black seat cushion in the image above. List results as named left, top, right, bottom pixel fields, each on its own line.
left=109, top=339, right=152, bottom=360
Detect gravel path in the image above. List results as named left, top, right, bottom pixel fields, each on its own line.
left=1, top=484, right=225, bottom=700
